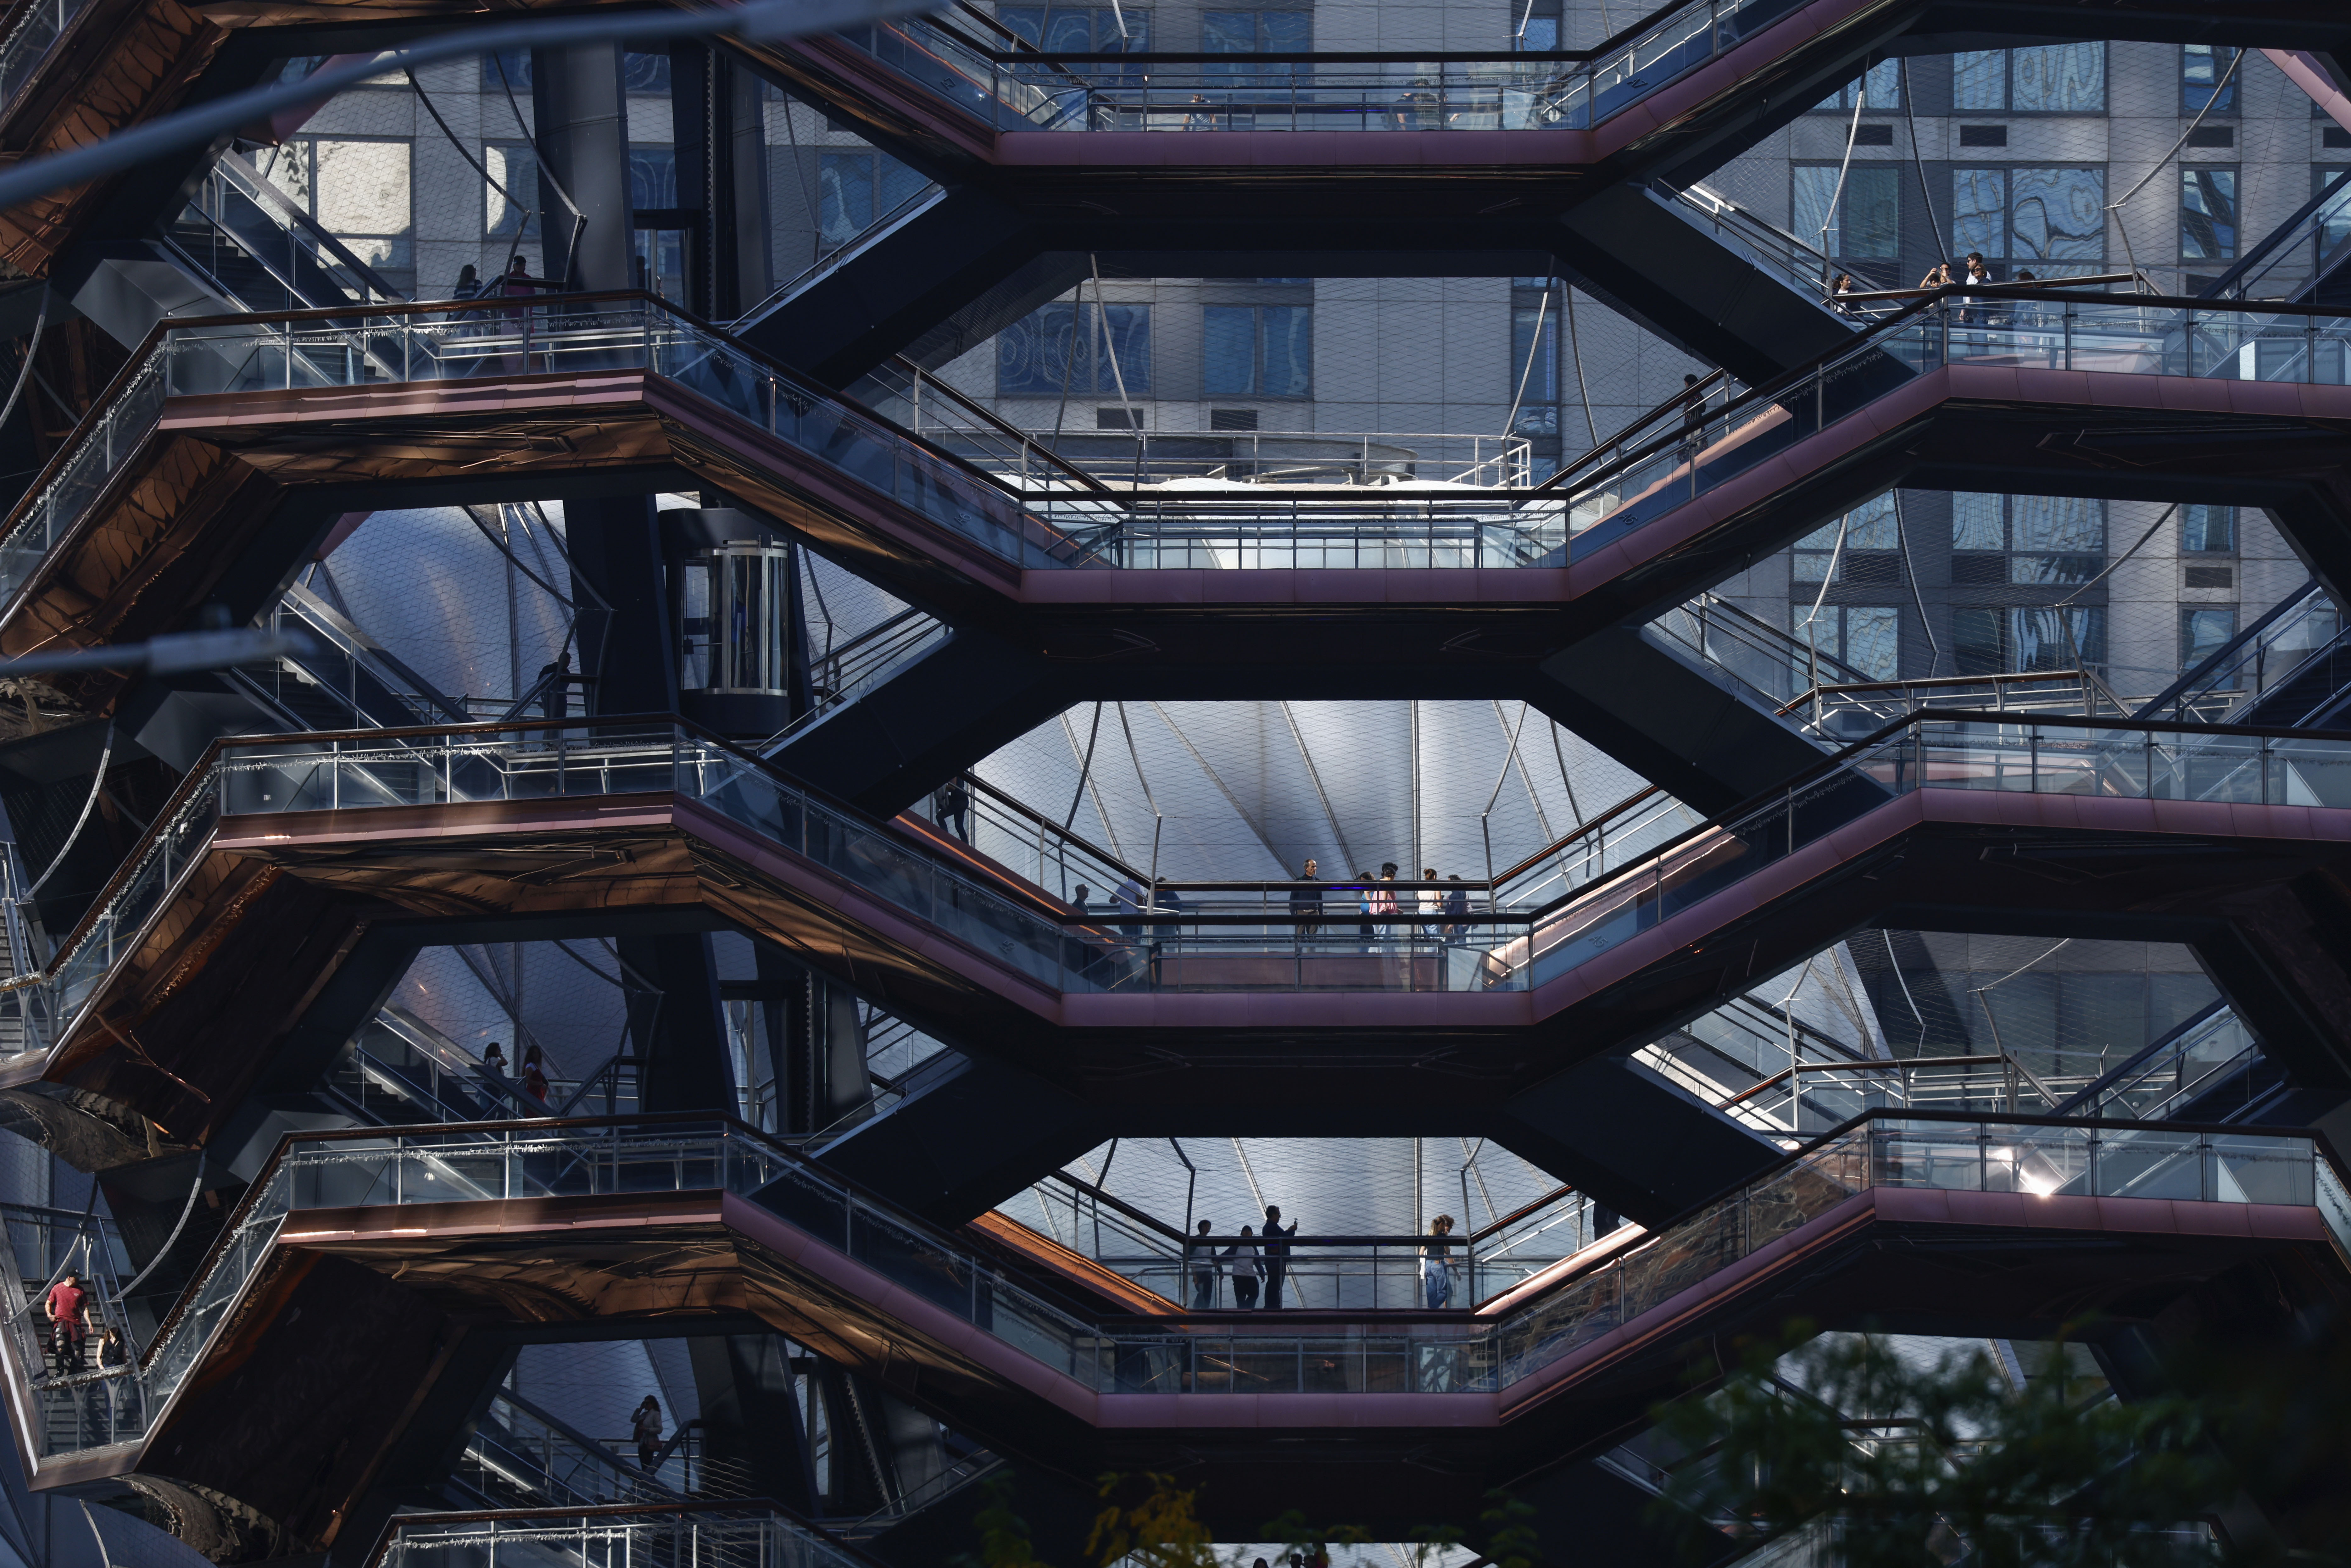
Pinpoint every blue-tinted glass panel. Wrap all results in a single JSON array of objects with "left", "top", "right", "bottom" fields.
[
  {"left": 996, "top": 303, "right": 1148, "bottom": 395},
  {"left": 1203, "top": 305, "right": 1256, "bottom": 394},
  {"left": 1952, "top": 168, "right": 2007, "bottom": 259},
  {"left": 2181, "top": 167, "right": 2238, "bottom": 260},
  {"left": 2011, "top": 43, "right": 2103, "bottom": 112},
  {"left": 1844, "top": 606, "right": 1900, "bottom": 680},
  {"left": 1815, "top": 59, "right": 1900, "bottom": 112},
  {"left": 1202, "top": 11, "right": 1256, "bottom": 49},
  {"left": 1951, "top": 493, "right": 2004, "bottom": 551},
  {"left": 1099, "top": 303, "right": 1151, "bottom": 394},
  {"left": 2180, "top": 505, "right": 2236, "bottom": 553},
  {"left": 1261, "top": 10, "right": 1310, "bottom": 51},
  {"left": 1953, "top": 51, "right": 2004, "bottom": 111},
  {"left": 1000, "top": 302, "right": 1082, "bottom": 395},
  {"left": 1843, "top": 166, "right": 1901, "bottom": 257},
  {"left": 1260, "top": 305, "right": 1309, "bottom": 397},
  {"left": 623, "top": 49, "right": 672, "bottom": 94},
  {"left": 629, "top": 146, "right": 678, "bottom": 210},
  {"left": 818, "top": 153, "right": 875, "bottom": 247},
  {"left": 2182, "top": 45, "right": 2238, "bottom": 115},
  {"left": 482, "top": 50, "right": 532, "bottom": 91},
  {"left": 2183, "top": 607, "right": 2235, "bottom": 667},
  {"left": 2014, "top": 166, "right": 2105, "bottom": 262},
  {"left": 1511, "top": 305, "right": 1557, "bottom": 432},
  {"left": 2013, "top": 496, "right": 2103, "bottom": 555},
  {"left": 2010, "top": 606, "right": 2105, "bottom": 670}
]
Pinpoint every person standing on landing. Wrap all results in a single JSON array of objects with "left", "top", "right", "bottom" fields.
[{"left": 1261, "top": 1205, "right": 1298, "bottom": 1308}]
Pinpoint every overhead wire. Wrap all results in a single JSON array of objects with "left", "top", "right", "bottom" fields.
[
  {"left": 1899, "top": 60, "right": 1947, "bottom": 270},
  {"left": 2108, "top": 46, "right": 2244, "bottom": 288},
  {"left": 24, "top": 718, "right": 112, "bottom": 898},
  {"left": 0, "top": 284, "right": 51, "bottom": 436},
  {"left": 1888, "top": 491, "right": 1943, "bottom": 676},
  {"left": 407, "top": 66, "right": 536, "bottom": 287},
  {"left": 482, "top": 46, "right": 583, "bottom": 275},
  {"left": 1814, "top": 72, "right": 1871, "bottom": 264}
]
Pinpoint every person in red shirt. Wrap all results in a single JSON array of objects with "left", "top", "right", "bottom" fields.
[{"left": 45, "top": 1271, "right": 91, "bottom": 1375}]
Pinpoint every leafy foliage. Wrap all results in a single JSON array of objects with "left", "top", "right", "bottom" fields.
[
  {"left": 961, "top": 1474, "right": 1526, "bottom": 1567},
  {"left": 1651, "top": 1323, "right": 2234, "bottom": 1568}
]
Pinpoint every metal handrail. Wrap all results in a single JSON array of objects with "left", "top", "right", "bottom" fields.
[
  {"left": 731, "top": 182, "right": 947, "bottom": 328},
  {"left": 362, "top": 1504, "right": 890, "bottom": 1568},
  {"left": 209, "top": 151, "right": 408, "bottom": 304},
  {"left": 1525, "top": 281, "right": 2351, "bottom": 506},
  {"left": 869, "top": 355, "right": 1116, "bottom": 495},
  {"left": 2133, "top": 578, "right": 2333, "bottom": 720},
  {"left": 2048, "top": 999, "right": 2237, "bottom": 1118},
  {"left": 2199, "top": 168, "right": 2351, "bottom": 304},
  {"left": 1776, "top": 668, "right": 2116, "bottom": 719}
]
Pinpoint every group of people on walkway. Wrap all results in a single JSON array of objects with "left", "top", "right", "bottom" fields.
[
  {"left": 1286, "top": 860, "right": 1475, "bottom": 942},
  {"left": 1080, "top": 862, "right": 1478, "bottom": 945},
  {"left": 1186, "top": 1208, "right": 1462, "bottom": 1310},
  {"left": 1829, "top": 253, "right": 2044, "bottom": 320}
]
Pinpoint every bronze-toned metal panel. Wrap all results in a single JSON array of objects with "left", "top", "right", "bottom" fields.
[{"left": 0, "top": 0, "right": 221, "bottom": 275}]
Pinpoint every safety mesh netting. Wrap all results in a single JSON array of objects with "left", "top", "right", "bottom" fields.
[
  {"left": 388, "top": 940, "right": 633, "bottom": 1083},
  {"left": 969, "top": 699, "right": 1681, "bottom": 890},
  {"left": 314, "top": 504, "right": 576, "bottom": 715},
  {"left": 1638, "top": 932, "right": 2232, "bottom": 1138}
]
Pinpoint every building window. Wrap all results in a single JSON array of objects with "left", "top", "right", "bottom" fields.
[
  {"left": 2181, "top": 167, "right": 2239, "bottom": 260},
  {"left": 1000, "top": 6, "right": 1150, "bottom": 50},
  {"left": 628, "top": 146, "right": 677, "bottom": 210},
  {"left": 2181, "top": 45, "right": 2238, "bottom": 115},
  {"left": 1953, "top": 44, "right": 2105, "bottom": 113},
  {"left": 1794, "top": 165, "right": 1900, "bottom": 258},
  {"left": 1509, "top": 305, "right": 1558, "bottom": 435},
  {"left": 1204, "top": 305, "right": 1310, "bottom": 397},
  {"left": 2180, "top": 505, "right": 2236, "bottom": 554},
  {"left": 1203, "top": 9, "right": 1308, "bottom": 84},
  {"left": 998, "top": 303, "right": 1152, "bottom": 396},
  {"left": 1793, "top": 604, "right": 1901, "bottom": 681},
  {"left": 263, "top": 136, "right": 413, "bottom": 275},
  {"left": 482, "top": 50, "right": 531, "bottom": 91},
  {"left": 817, "top": 151, "right": 929, "bottom": 249},
  {"left": 622, "top": 48, "right": 671, "bottom": 93},
  {"left": 1792, "top": 494, "right": 1900, "bottom": 582},
  {"left": 2182, "top": 607, "right": 2236, "bottom": 669},
  {"left": 1952, "top": 167, "right": 2107, "bottom": 272},
  {"left": 1514, "top": 0, "right": 1559, "bottom": 51},
  {"left": 1951, "top": 494, "right": 2105, "bottom": 584},
  {"left": 485, "top": 142, "right": 538, "bottom": 240},
  {"left": 1813, "top": 60, "right": 1900, "bottom": 112},
  {"left": 1953, "top": 607, "right": 2107, "bottom": 675}
]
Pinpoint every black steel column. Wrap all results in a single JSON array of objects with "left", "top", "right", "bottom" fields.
[
  {"left": 667, "top": 46, "right": 769, "bottom": 319},
  {"left": 686, "top": 1334, "right": 820, "bottom": 1512},
  {"left": 621, "top": 932, "right": 735, "bottom": 1114},
  {"left": 564, "top": 495, "right": 676, "bottom": 717},
  {"left": 530, "top": 44, "right": 633, "bottom": 291},
  {"left": 727, "top": 57, "right": 773, "bottom": 314}
]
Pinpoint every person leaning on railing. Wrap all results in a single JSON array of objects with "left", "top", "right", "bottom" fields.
[
  {"left": 1288, "top": 859, "right": 1322, "bottom": 939},
  {"left": 1190, "top": 1219, "right": 1219, "bottom": 1308},
  {"left": 1421, "top": 1215, "right": 1456, "bottom": 1309}
]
